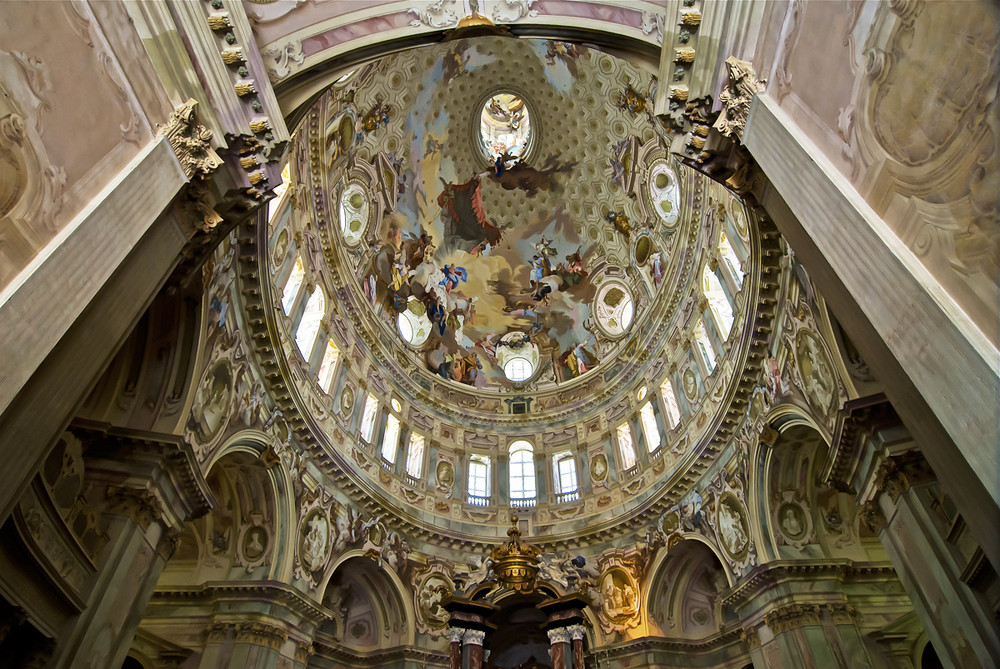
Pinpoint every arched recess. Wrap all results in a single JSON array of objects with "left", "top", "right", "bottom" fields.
[
  {"left": 316, "top": 553, "right": 414, "bottom": 652},
  {"left": 757, "top": 416, "right": 884, "bottom": 563},
  {"left": 159, "top": 436, "right": 292, "bottom": 586},
  {"left": 645, "top": 539, "right": 733, "bottom": 640},
  {"left": 74, "top": 285, "right": 203, "bottom": 435}
]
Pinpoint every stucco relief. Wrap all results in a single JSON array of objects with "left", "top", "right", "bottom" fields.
[
  {"left": 262, "top": 40, "right": 305, "bottom": 83},
  {"left": 841, "top": 1, "right": 1000, "bottom": 338},
  {"left": 0, "top": 50, "right": 67, "bottom": 288},
  {"left": 61, "top": 1, "right": 145, "bottom": 147}
]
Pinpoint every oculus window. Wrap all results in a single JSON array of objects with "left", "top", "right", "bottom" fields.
[
  {"left": 648, "top": 160, "right": 681, "bottom": 226},
  {"left": 480, "top": 92, "right": 531, "bottom": 162},
  {"left": 397, "top": 297, "right": 432, "bottom": 347},
  {"left": 594, "top": 282, "right": 634, "bottom": 337}
]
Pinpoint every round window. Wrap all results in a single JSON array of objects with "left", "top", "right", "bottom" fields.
[
  {"left": 594, "top": 282, "right": 635, "bottom": 337},
  {"left": 496, "top": 331, "right": 538, "bottom": 383},
  {"left": 397, "top": 297, "right": 432, "bottom": 347},
  {"left": 479, "top": 92, "right": 532, "bottom": 163},
  {"left": 503, "top": 358, "right": 533, "bottom": 383},
  {"left": 339, "top": 183, "right": 369, "bottom": 246}
]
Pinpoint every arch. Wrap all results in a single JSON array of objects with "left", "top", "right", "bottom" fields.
[
  {"left": 756, "top": 416, "right": 875, "bottom": 562},
  {"left": 645, "top": 539, "right": 732, "bottom": 641},
  {"left": 317, "top": 553, "right": 415, "bottom": 649},
  {"left": 197, "top": 431, "right": 297, "bottom": 580}
]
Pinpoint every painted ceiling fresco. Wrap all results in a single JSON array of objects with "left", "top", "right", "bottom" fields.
[{"left": 319, "top": 37, "right": 679, "bottom": 389}]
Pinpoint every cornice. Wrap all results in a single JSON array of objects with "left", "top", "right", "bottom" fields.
[
  {"left": 586, "top": 626, "right": 746, "bottom": 658},
  {"left": 152, "top": 581, "right": 334, "bottom": 625},
  {"left": 68, "top": 419, "right": 215, "bottom": 523},
  {"left": 721, "top": 559, "right": 898, "bottom": 610},
  {"left": 310, "top": 638, "right": 449, "bottom": 666}
]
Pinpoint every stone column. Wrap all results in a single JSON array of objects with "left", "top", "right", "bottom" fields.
[
  {"left": 447, "top": 627, "right": 465, "bottom": 669},
  {"left": 547, "top": 627, "right": 571, "bottom": 669},
  {"left": 567, "top": 624, "right": 586, "bottom": 669},
  {"left": 463, "top": 628, "right": 485, "bottom": 669},
  {"left": 864, "top": 452, "right": 1000, "bottom": 669},
  {"left": 749, "top": 602, "right": 872, "bottom": 669},
  {"left": 43, "top": 426, "right": 213, "bottom": 669}
]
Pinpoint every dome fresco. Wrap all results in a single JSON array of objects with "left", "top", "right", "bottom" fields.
[
  {"left": 312, "top": 37, "right": 683, "bottom": 391},
  {"left": 266, "top": 36, "right": 764, "bottom": 541}
]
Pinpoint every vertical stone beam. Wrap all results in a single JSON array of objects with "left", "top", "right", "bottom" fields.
[
  {"left": 567, "top": 624, "right": 586, "bottom": 669},
  {"left": 199, "top": 622, "right": 293, "bottom": 668},
  {"left": 447, "top": 627, "right": 464, "bottom": 669},
  {"left": 463, "top": 629, "right": 485, "bottom": 669},
  {"left": 749, "top": 604, "right": 872, "bottom": 669},
  {"left": 547, "top": 627, "right": 570, "bottom": 669},
  {"left": 865, "top": 455, "right": 1000, "bottom": 669},
  {"left": 743, "top": 93, "right": 1000, "bottom": 567},
  {"left": 44, "top": 427, "right": 213, "bottom": 669}
]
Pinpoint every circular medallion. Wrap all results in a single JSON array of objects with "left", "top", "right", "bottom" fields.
[{"left": 777, "top": 502, "right": 807, "bottom": 542}]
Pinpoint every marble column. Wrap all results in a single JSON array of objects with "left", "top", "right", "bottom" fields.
[
  {"left": 464, "top": 628, "right": 486, "bottom": 669},
  {"left": 865, "top": 453, "right": 1000, "bottom": 669},
  {"left": 548, "top": 627, "right": 571, "bottom": 669},
  {"left": 447, "top": 627, "right": 465, "bottom": 669},
  {"left": 43, "top": 427, "right": 213, "bottom": 669},
  {"left": 748, "top": 602, "right": 873, "bottom": 669},
  {"left": 567, "top": 624, "right": 586, "bottom": 669}
]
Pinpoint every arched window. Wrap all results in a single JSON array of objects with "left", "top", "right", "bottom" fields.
[
  {"left": 267, "top": 163, "right": 291, "bottom": 223},
  {"left": 695, "top": 319, "right": 717, "bottom": 373},
  {"left": 381, "top": 413, "right": 401, "bottom": 464},
  {"left": 317, "top": 339, "right": 340, "bottom": 393},
  {"left": 660, "top": 378, "right": 681, "bottom": 429},
  {"left": 617, "top": 423, "right": 637, "bottom": 471},
  {"left": 553, "top": 451, "right": 578, "bottom": 502},
  {"left": 468, "top": 455, "right": 491, "bottom": 505},
  {"left": 405, "top": 433, "right": 425, "bottom": 478},
  {"left": 718, "top": 232, "right": 744, "bottom": 285},
  {"left": 295, "top": 287, "right": 325, "bottom": 358},
  {"left": 703, "top": 264, "right": 734, "bottom": 339},
  {"left": 639, "top": 402, "right": 660, "bottom": 453},
  {"left": 281, "top": 256, "right": 305, "bottom": 315},
  {"left": 360, "top": 394, "right": 378, "bottom": 443},
  {"left": 508, "top": 441, "right": 536, "bottom": 504}
]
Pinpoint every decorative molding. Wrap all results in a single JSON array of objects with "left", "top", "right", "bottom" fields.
[
  {"left": 764, "top": 602, "right": 857, "bottom": 635},
  {"left": 714, "top": 57, "right": 766, "bottom": 142},
  {"left": 158, "top": 99, "right": 223, "bottom": 181}
]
